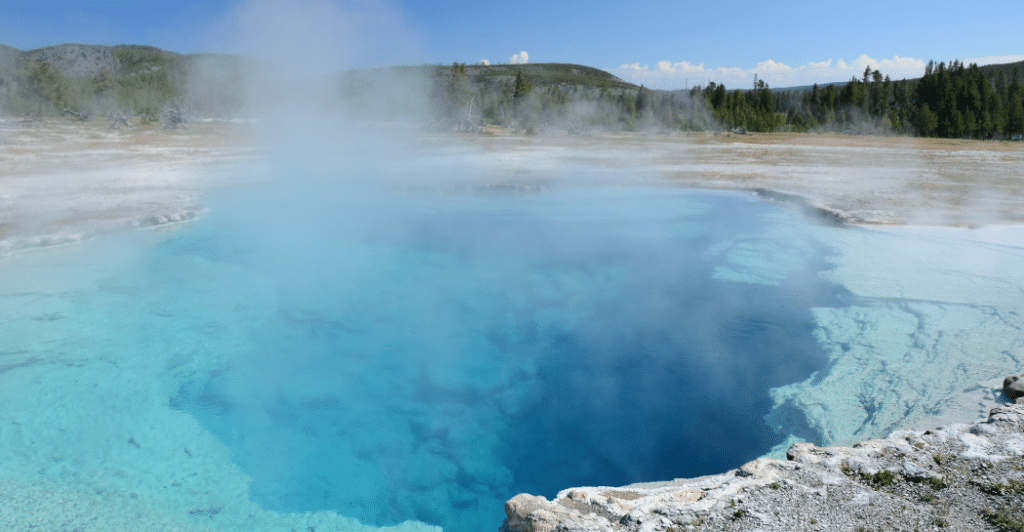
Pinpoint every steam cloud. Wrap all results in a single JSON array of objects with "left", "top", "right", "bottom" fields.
[
  {"left": 207, "top": 0, "right": 424, "bottom": 75},
  {"left": 162, "top": 3, "right": 832, "bottom": 532}
]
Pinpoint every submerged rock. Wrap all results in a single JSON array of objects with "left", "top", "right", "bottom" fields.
[
  {"left": 500, "top": 385, "right": 1024, "bottom": 532},
  {"left": 1004, "top": 374, "right": 1024, "bottom": 402}
]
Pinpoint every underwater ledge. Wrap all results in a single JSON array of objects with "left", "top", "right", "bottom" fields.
[{"left": 500, "top": 375, "right": 1024, "bottom": 532}]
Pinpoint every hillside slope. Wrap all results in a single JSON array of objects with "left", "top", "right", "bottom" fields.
[
  {"left": 0, "top": 44, "right": 265, "bottom": 118},
  {"left": 3, "top": 43, "right": 1020, "bottom": 139}
]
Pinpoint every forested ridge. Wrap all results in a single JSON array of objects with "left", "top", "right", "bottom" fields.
[
  {"left": 1, "top": 42, "right": 1021, "bottom": 140},
  {"left": 713, "top": 60, "right": 1024, "bottom": 139},
  {"left": 0, "top": 44, "right": 264, "bottom": 121},
  {"left": 422, "top": 59, "right": 1023, "bottom": 139}
]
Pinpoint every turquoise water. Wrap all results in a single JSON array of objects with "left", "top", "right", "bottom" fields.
[
  {"left": 162, "top": 182, "right": 841, "bottom": 531},
  {"left": 0, "top": 179, "right": 844, "bottom": 532}
]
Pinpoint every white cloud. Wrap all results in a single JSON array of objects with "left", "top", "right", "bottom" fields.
[
  {"left": 655, "top": 60, "right": 706, "bottom": 74},
  {"left": 754, "top": 59, "right": 794, "bottom": 73},
  {"left": 612, "top": 54, "right": 933, "bottom": 90},
  {"left": 510, "top": 51, "right": 529, "bottom": 64},
  {"left": 479, "top": 59, "right": 490, "bottom": 65}
]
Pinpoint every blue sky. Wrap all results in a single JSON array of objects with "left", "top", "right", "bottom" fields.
[{"left": 2, "top": 0, "right": 1022, "bottom": 89}]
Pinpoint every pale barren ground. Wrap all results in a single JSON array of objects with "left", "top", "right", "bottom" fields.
[
  {"left": 0, "top": 119, "right": 262, "bottom": 252},
  {"left": 454, "top": 129, "right": 1024, "bottom": 227},
  {"left": 2, "top": 120, "right": 1022, "bottom": 251}
]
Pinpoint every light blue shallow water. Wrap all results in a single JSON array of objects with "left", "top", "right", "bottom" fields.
[
  {"left": 0, "top": 175, "right": 846, "bottom": 531},
  {"left": 145, "top": 181, "right": 845, "bottom": 532}
]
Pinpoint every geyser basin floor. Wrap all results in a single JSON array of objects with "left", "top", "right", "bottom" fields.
[{"left": 2, "top": 125, "right": 1023, "bottom": 532}]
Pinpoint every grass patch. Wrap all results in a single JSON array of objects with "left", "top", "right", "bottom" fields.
[
  {"left": 907, "top": 475, "right": 948, "bottom": 490},
  {"left": 860, "top": 470, "right": 896, "bottom": 487},
  {"left": 983, "top": 506, "right": 1024, "bottom": 532},
  {"left": 978, "top": 479, "right": 1024, "bottom": 496}
]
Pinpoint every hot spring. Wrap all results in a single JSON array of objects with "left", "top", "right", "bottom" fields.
[
  {"left": 166, "top": 180, "right": 841, "bottom": 531},
  {"left": 2, "top": 143, "right": 1022, "bottom": 532}
]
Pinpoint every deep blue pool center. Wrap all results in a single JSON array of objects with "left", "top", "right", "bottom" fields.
[{"left": 165, "top": 183, "right": 843, "bottom": 532}]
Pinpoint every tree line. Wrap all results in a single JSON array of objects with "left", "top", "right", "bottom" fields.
[
  {"left": 431, "top": 60, "right": 1023, "bottom": 139},
  {"left": 700, "top": 60, "right": 1023, "bottom": 139},
  {"left": 0, "top": 47, "right": 260, "bottom": 122},
  {"left": 431, "top": 63, "right": 718, "bottom": 134},
  {"left": 4, "top": 50, "right": 1022, "bottom": 140},
  {"left": 0, "top": 47, "right": 187, "bottom": 121}
]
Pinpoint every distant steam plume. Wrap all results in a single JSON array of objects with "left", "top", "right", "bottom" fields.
[{"left": 208, "top": 0, "right": 423, "bottom": 76}]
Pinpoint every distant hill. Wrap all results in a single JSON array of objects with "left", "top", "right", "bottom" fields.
[
  {"left": 0, "top": 43, "right": 641, "bottom": 123},
  {"left": 340, "top": 62, "right": 635, "bottom": 90},
  {"left": 20, "top": 43, "right": 124, "bottom": 78},
  {"left": 1, "top": 43, "right": 180, "bottom": 78},
  {"left": 0, "top": 44, "right": 19, "bottom": 76},
  {"left": 335, "top": 61, "right": 655, "bottom": 129},
  {"left": 978, "top": 59, "right": 1024, "bottom": 81},
  {"left": 0, "top": 43, "right": 270, "bottom": 118},
  {"left": 774, "top": 81, "right": 848, "bottom": 92},
  {"left": 465, "top": 62, "right": 636, "bottom": 90},
  {"left": 2, "top": 43, "right": 1020, "bottom": 139}
]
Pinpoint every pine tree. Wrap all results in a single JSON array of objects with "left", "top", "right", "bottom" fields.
[
  {"left": 948, "top": 109, "right": 966, "bottom": 138},
  {"left": 887, "top": 108, "right": 901, "bottom": 132},
  {"left": 809, "top": 83, "right": 820, "bottom": 121},
  {"left": 713, "top": 83, "right": 726, "bottom": 110},
  {"left": 880, "top": 74, "right": 892, "bottom": 121},
  {"left": 513, "top": 69, "right": 532, "bottom": 100},
  {"left": 996, "top": 71, "right": 1009, "bottom": 103},
  {"left": 21, "top": 61, "right": 71, "bottom": 115},
  {"left": 1006, "top": 72, "right": 1024, "bottom": 138},
  {"left": 917, "top": 103, "right": 938, "bottom": 136},
  {"left": 447, "top": 62, "right": 472, "bottom": 120},
  {"left": 635, "top": 85, "right": 651, "bottom": 119},
  {"left": 870, "top": 69, "right": 884, "bottom": 117},
  {"left": 989, "top": 89, "right": 1007, "bottom": 136},
  {"left": 861, "top": 66, "right": 872, "bottom": 111},
  {"left": 512, "top": 69, "right": 533, "bottom": 123}
]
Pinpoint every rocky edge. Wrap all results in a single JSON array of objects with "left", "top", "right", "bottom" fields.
[{"left": 501, "top": 375, "right": 1024, "bottom": 532}]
